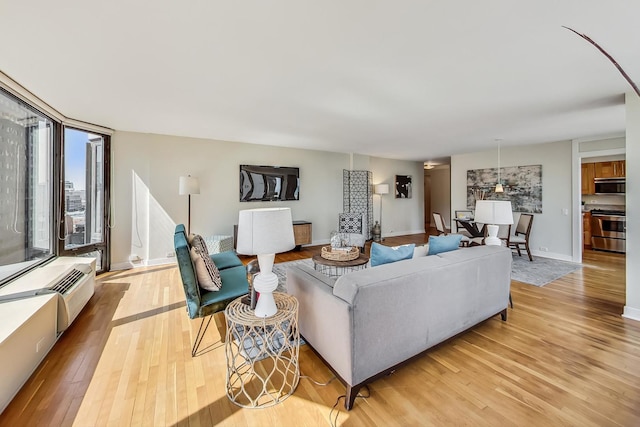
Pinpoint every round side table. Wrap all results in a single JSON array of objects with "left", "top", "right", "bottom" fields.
[
  {"left": 312, "top": 252, "right": 370, "bottom": 278},
  {"left": 224, "top": 292, "right": 300, "bottom": 408}
]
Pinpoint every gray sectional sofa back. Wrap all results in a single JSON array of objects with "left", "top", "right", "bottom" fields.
[{"left": 286, "top": 245, "right": 512, "bottom": 410}]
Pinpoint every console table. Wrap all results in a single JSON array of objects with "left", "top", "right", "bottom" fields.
[{"left": 234, "top": 221, "right": 312, "bottom": 251}]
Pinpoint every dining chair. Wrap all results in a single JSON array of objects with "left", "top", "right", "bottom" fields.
[
  {"left": 509, "top": 214, "right": 534, "bottom": 261},
  {"left": 433, "top": 212, "right": 472, "bottom": 247},
  {"left": 432, "top": 212, "right": 450, "bottom": 235},
  {"left": 498, "top": 224, "right": 512, "bottom": 246}
]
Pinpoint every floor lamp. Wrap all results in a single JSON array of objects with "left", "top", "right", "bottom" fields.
[
  {"left": 375, "top": 184, "right": 389, "bottom": 241},
  {"left": 179, "top": 175, "right": 200, "bottom": 235}
]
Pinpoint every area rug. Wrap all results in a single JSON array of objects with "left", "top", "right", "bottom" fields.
[
  {"left": 510, "top": 255, "right": 582, "bottom": 287},
  {"left": 272, "top": 255, "right": 582, "bottom": 290}
]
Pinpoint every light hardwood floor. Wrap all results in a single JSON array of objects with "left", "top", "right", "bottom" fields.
[{"left": 1, "top": 235, "right": 639, "bottom": 426}]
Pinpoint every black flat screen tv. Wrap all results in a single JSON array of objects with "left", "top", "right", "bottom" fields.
[{"left": 240, "top": 165, "right": 300, "bottom": 202}]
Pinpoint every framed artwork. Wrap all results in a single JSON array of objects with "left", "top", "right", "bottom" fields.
[
  {"left": 466, "top": 164, "right": 542, "bottom": 213},
  {"left": 395, "top": 175, "right": 412, "bottom": 198}
]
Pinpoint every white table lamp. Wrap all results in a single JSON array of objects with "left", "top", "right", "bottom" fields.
[
  {"left": 474, "top": 200, "right": 513, "bottom": 246},
  {"left": 236, "top": 208, "right": 295, "bottom": 317}
]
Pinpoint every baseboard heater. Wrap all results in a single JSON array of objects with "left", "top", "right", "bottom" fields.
[{"left": 0, "top": 263, "right": 95, "bottom": 334}]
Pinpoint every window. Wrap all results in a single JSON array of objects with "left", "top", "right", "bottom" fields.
[
  {"left": 0, "top": 89, "right": 55, "bottom": 284},
  {"left": 60, "top": 127, "right": 110, "bottom": 272}
]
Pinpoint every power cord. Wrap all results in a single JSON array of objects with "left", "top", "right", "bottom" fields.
[
  {"left": 299, "top": 372, "right": 371, "bottom": 426},
  {"left": 300, "top": 374, "right": 336, "bottom": 387},
  {"left": 328, "top": 385, "right": 371, "bottom": 427}
]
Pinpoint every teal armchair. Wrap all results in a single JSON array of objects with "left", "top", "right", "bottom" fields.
[{"left": 174, "top": 224, "right": 249, "bottom": 356}]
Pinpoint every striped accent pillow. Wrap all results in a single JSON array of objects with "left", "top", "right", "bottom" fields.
[
  {"left": 188, "top": 234, "right": 209, "bottom": 254},
  {"left": 190, "top": 246, "right": 222, "bottom": 291}
]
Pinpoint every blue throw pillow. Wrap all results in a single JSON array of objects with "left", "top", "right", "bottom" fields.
[
  {"left": 370, "top": 242, "right": 415, "bottom": 267},
  {"left": 428, "top": 234, "right": 462, "bottom": 255}
]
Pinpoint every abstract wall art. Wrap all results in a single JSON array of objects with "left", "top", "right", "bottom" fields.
[
  {"left": 466, "top": 165, "right": 542, "bottom": 213},
  {"left": 395, "top": 175, "right": 412, "bottom": 199}
]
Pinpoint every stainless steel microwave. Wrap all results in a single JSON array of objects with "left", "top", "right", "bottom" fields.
[{"left": 594, "top": 178, "right": 625, "bottom": 194}]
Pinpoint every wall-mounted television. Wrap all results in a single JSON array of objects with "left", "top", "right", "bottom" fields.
[{"left": 240, "top": 165, "right": 300, "bottom": 202}]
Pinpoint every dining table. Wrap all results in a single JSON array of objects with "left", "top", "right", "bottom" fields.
[{"left": 454, "top": 218, "right": 485, "bottom": 238}]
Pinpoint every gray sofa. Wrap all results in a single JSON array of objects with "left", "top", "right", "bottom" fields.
[{"left": 286, "top": 245, "right": 512, "bottom": 409}]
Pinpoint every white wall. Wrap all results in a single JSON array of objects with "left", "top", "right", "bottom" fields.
[
  {"left": 370, "top": 157, "right": 425, "bottom": 238},
  {"left": 110, "top": 131, "right": 424, "bottom": 268},
  {"left": 451, "top": 140, "right": 573, "bottom": 260},
  {"left": 624, "top": 93, "right": 640, "bottom": 321}
]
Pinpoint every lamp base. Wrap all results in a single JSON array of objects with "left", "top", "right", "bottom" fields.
[
  {"left": 253, "top": 254, "right": 278, "bottom": 317},
  {"left": 484, "top": 224, "right": 502, "bottom": 246}
]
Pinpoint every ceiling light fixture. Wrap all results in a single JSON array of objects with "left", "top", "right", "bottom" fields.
[{"left": 424, "top": 163, "right": 435, "bottom": 170}]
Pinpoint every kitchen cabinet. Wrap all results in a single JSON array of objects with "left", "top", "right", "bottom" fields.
[
  {"left": 594, "top": 160, "right": 625, "bottom": 178},
  {"left": 581, "top": 163, "right": 595, "bottom": 195},
  {"left": 583, "top": 212, "right": 592, "bottom": 249}
]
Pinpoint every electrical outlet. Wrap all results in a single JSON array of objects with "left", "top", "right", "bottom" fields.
[
  {"left": 36, "top": 337, "right": 44, "bottom": 352},
  {"left": 129, "top": 254, "right": 141, "bottom": 262},
  {"left": 166, "top": 251, "right": 176, "bottom": 258},
  {"left": 539, "top": 246, "right": 548, "bottom": 252}
]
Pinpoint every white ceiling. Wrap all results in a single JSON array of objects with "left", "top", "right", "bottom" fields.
[{"left": 1, "top": 1, "right": 638, "bottom": 163}]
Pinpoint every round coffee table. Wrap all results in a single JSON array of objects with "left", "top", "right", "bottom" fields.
[{"left": 312, "top": 252, "right": 370, "bottom": 277}]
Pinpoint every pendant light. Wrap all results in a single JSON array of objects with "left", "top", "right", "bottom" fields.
[{"left": 495, "top": 139, "right": 504, "bottom": 193}]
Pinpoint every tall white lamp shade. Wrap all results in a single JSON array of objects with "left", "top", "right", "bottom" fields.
[
  {"left": 474, "top": 200, "right": 513, "bottom": 246},
  {"left": 179, "top": 175, "right": 200, "bottom": 235},
  {"left": 236, "top": 208, "right": 295, "bottom": 317}
]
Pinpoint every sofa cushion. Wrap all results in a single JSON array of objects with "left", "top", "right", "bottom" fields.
[
  {"left": 211, "top": 250, "right": 244, "bottom": 270},
  {"left": 370, "top": 242, "right": 415, "bottom": 267},
  {"left": 413, "top": 244, "right": 429, "bottom": 258},
  {"left": 428, "top": 234, "right": 462, "bottom": 255},
  {"left": 190, "top": 246, "right": 222, "bottom": 291}
]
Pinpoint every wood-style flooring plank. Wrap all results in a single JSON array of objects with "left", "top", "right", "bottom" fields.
[{"left": 1, "top": 236, "right": 639, "bottom": 426}]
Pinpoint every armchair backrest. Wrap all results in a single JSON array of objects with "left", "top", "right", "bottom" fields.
[{"left": 174, "top": 224, "right": 202, "bottom": 319}]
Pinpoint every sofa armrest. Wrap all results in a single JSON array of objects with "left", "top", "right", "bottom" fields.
[{"left": 286, "top": 265, "right": 355, "bottom": 384}]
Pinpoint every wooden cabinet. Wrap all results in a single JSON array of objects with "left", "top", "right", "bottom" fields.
[
  {"left": 582, "top": 160, "right": 625, "bottom": 194},
  {"left": 234, "top": 220, "right": 312, "bottom": 251},
  {"left": 594, "top": 160, "right": 625, "bottom": 178},
  {"left": 582, "top": 212, "right": 592, "bottom": 249},
  {"left": 292, "top": 221, "right": 312, "bottom": 248},
  {"left": 581, "top": 163, "right": 595, "bottom": 195}
]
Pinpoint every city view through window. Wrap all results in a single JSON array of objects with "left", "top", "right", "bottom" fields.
[{"left": 64, "top": 128, "right": 105, "bottom": 268}]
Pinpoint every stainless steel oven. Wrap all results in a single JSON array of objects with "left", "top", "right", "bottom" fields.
[
  {"left": 594, "top": 178, "right": 625, "bottom": 195},
  {"left": 590, "top": 210, "right": 625, "bottom": 253}
]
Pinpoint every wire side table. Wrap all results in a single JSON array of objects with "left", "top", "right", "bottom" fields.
[{"left": 224, "top": 292, "right": 300, "bottom": 408}]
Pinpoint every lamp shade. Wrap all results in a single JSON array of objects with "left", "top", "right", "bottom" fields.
[
  {"left": 236, "top": 208, "right": 295, "bottom": 255},
  {"left": 375, "top": 184, "right": 390, "bottom": 195},
  {"left": 179, "top": 176, "right": 200, "bottom": 195},
  {"left": 474, "top": 200, "right": 513, "bottom": 225}
]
